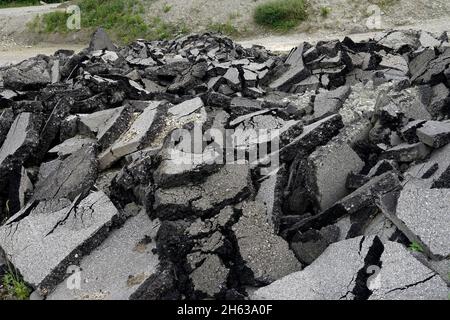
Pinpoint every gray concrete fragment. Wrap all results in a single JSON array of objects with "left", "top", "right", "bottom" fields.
[
  {"left": 222, "top": 67, "right": 241, "bottom": 90},
  {"left": 306, "top": 141, "right": 364, "bottom": 211},
  {"left": 395, "top": 187, "right": 450, "bottom": 258},
  {"left": 231, "top": 113, "right": 303, "bottom": 157},
  {"left": 168, "top": 97, "right": 204, "bottom": 119},
  {"left": 403, "top": 143, "right": 450, "bottom": 189},
  {"left": 288, "top": 172, "right": 402, "bottom": 234},
  {"left": 427, "top": 83, "right": 450, "bottom": 117},
  {"left": 252, "top": 236, "right": 378, "bottom": 300},
  {"left": 383, "top": 142, "right": 431, "bottom": 162},
  {"left": 269, "top": 63, "right": 310, "bottom": 91},
  {"left": 48, "top": 211, "right": 159, "bottom": 300},
  {"left": 369, "top": 241, "right": 448, "bottom": 300},
  {"left": 233, "top": 201, "right": 302, "bottom": 285},
  {"left": 33, "top": 144, "right": 98, "bottom": 201},
  {"left": 416, "top": 120, "right": 450, "bottom": 148},
  {"left": 255, "top": 167, "right": 286, "bottom": 229},
  {"left": 189, "top": 254, "right": 229, "bottom": 297},
  {"left": 377, "top": 30, "right": 420, "bottom": 51},
  {"left": 3, "top": 58, "right": 51, "bottom": 90},
  {"left": 98, "top": 102, "right": 165, "bottom": 170},
  {"left": 290, "top": 225, "right": 340, "bottom": 265},
  {"left": 35, "top": 97, "right": 73, "bottom": 161},
  {"left": 0, "top": 113, "right": 40, "bottom": 185},
  {"left": 0, "top": 191, "right": 119, "bottom": 295},
  {"left": 153, "top": 147, "right": 221, "bottom": 188},
  {"left": 49, "top": 136, "right": 97, "bottom": 157},
  {"left": 281, "top": 114, "right": 344, "bottom": 162},
  {"left": 78, "top": 106, "right": 133, "bottom": 149},
  {"left": 153, "top": 164, "right": 253, "bottom": 220},
  {"left": 88, "top": 28, "right": 117, "bottom": 52},
  {"left": 312, "top": 86, "right": 351, "bottom": 120},
  {"left": 0, "top": 108, "right": 14, "bottom": 147}
]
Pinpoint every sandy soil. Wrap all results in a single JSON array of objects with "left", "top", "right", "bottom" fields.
[
  {"left": 0, "top": 44, "right": 84, "bottom": 67},
  {"left": 144, "top": 0, "right": 450, "bottom": 36}
]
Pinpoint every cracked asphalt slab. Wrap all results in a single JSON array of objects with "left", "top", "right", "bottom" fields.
[{"left": 0, "top": 27, "right": 450, "bottom": 300}]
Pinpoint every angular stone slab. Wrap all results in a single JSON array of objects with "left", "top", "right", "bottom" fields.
[
  {"left": 281, "top": 114, "right": 344, "bottom": 162},
  {"left": 382, "top": 142, "right": 431, "bottom": 162},
  {"left": 34, "top": 97, "right": 73, "bottom": 161},
  {"left": 153, "top": 147, "right": 222, "bottom": 188},
  {"left": 3, "top": 58, "right": 51, "bottom": 90},
  {"left": 78, "top": 106, "right": 133, "bottom": 149},
  {"left": 252, "top": 236, "right": 381, "bottom": 300},
  {"left": 312, "top": 86, "right": 351, "bottom": 120},
  {"left": 153, "top": 164, "right": 253, "bottom": 220},
  {"left": 285, "top": 172, "right": 402, "bottom": 236},
  {"left": 189, "top": 254, "right": 229, "bottom": 298},
  {"left": 395, "top": 187, "right": 450, "bottom": 258},
  {"left": 416, "top": 120, "right": 450, "bottom": 148},
  {"left": 232, "top": 202, "right": 302, "bottom": 285},
  {"left": 0, "top": 113, "right": 40, "bottom": 185},
  {"left": 0, "top": 108, "right": 14, "bottom": 147},
  {"left": 48, "top": 136, "right": 97, "bottom": 157},
  {"left": 369, "top": 241, "right": 448, "bottom": 300},
  {"left": 88, "top": 28, "right": 117, "bottom": 52},
  {"left": 231, "top": 113, "right": 303, "bottom": 155},
  {"left": 305, "top": 140, "right": 364, "bottom": 211},
  {"left": 269, "top": 63, "right": 310, "bottom": 92},
  {"left": 98, "top": 102, "right": 165, "bottom": 170},
  {"left": 403, "top": 143, "right": 450, "bottom": 189},
  {"left": 33, "top": 144, "right": 98, "bottom": 201},
  {"left": 48, "top": 211, "right": 159, "bottom": 300},
  {"left": 168, "top": 97, "right": 204, "bottom": 119},
  {"left": 0, "top": 191, "right": 119, "bottom": 295}
]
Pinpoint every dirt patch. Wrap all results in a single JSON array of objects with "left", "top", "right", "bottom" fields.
[{"left": 143, "top": 0, "right": 450, "bottom": 36}]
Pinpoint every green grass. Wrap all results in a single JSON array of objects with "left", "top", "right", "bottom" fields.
[
  {"left": 408, "top": 241, "right": 424, "bottom": 253},
  {"left": 162, "top": 3, "right": 171, "bottom": 13},
  {"left": 29, "top": 0, "right": 189, "bottom": 44},
  {"left": 253, "top": 0, "right": 307, "bottom": 31},
  {"left": 1, "top": 263, "right": 31, "bottom": 300},
  {"left": 208, "top": 20, "right": 239, "bottom": 36},
  {"left": 0, "top": 0, "right": 62, "bottom": 8},
  {"left": 320, "top": 6, "right": 331, "bottom": 18}
]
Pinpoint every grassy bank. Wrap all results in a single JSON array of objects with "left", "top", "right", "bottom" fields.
[
  {"left": 29, "top": 0, "right": 189, "bottom": 44},
  {"left": 0, "top": 0, "right": 62, "bottom": 8},
  {"left": 253, "top": 0, "right": 308, "bottom": 31}
]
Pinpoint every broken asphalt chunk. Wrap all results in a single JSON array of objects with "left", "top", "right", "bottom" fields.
[
  {"left": 416, "top": 120, "right": 450, "bottom": 148},
  {"left": 368, "top": 241, "right": 448, "bottom": 300},
  {"left": 0, "top": 191, "right": 120, "bottom": 295},
  {"left": 232, "top": 201, "right": 302, "bottom": 285},
  {"left": 33, "top": 144, "right": 98, "bottom": 201},
  {"left": 383, "top": 187, "right": 450, "bottom": 258},
  {"left": 252, "top": 236, "right": 383, "bottom": 300},
  {"left": 98, "top": 102, "right": 166, "bottom": 170},
  {"left": 48, "top": 211, "right": 159, "bottom": 300},
  {"left": 0, "top": 113, "right": 41, "bottom": 188},
  {"left": 153, "top": 164, "right": 253, "bottom": 220}
]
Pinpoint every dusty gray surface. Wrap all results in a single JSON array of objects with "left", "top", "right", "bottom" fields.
[
  {"left": 0, "top": 191, "right": 119, "bottom": 294},
  {"left": 369, "top": 241, "right": 448, "bottom": 300},
  {"left": 233, "top": 201, "right": 302, "bottom": 284},
  {"left": 48, "top": 211, "right": 160, "bottom": 300},
  {"left": 252, "top": 236, "right": 377, "bottom": 300},
  {"left": 396, "top": 187, "right": 450, "bottom": 258}
]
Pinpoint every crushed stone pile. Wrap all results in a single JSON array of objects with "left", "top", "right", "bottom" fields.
[{"left": 0, "top": 28, "right": 449, "bottom": 300}]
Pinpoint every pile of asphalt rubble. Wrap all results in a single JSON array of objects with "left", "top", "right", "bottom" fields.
[{"left": 0, "top": 28, "right": 449, "bottom": 300}]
